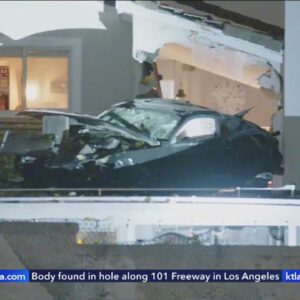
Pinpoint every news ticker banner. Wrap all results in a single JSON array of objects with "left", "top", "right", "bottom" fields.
[{"left": 2, "top": 270, "right": 300, "bottom": 283}]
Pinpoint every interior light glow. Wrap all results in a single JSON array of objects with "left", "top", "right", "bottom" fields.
[{"left": 25, "top": 81, "right": 39, "bottom": 102}]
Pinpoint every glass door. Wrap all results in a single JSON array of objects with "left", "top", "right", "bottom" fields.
[
  {"left": 25, "top": 49, "right": 69, "bottom": 109},
  {"left": 0, "top": 48, "right": 23, "bottom": 111},
  {"left": 0, "top": 47, "right": 70, "bottom": 111}
]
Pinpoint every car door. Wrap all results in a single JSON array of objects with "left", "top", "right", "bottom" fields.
[
  {"left": 220, "top": 116, "right": 265, "bottom": 185},
  {"left": 164, "top": 115, "right": 227, "bottom": 188}
]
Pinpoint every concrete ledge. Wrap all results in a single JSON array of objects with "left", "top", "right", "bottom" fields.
[
  {"left": 0, "top": 234, "right": 54, "bottom": 300},
  {"left": 0, "top": 222, "right": 299, "bottom": 299}
]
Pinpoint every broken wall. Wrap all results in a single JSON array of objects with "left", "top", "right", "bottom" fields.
[{"left": 157, "top": 59, "right": 277, "bottom": 127}]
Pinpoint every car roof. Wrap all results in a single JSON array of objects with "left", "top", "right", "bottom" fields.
[{"left": 115, "top": 98, "right": 219, "bottom": 116}]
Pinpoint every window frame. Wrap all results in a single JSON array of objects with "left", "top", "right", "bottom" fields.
[
  {"left": 170, "top": 114, "right": 220, "bottom": 145},
  {"left": 25, "top": 50, "right": 70, "bottom": 110},
  {"left": 0, "top": 37, "right": 81, "bottom": 112}
]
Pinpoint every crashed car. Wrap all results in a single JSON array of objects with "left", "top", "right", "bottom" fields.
[{"left": 0, "top": 98, "right": 283, "bottom": 189}]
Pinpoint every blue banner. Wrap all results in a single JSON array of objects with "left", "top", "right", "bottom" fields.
[
  {"left": 4, "top": 269, "right": 300, "bottom": 283},
  {"left": 29, "top": 270, "right": 282, "bottom": 283},
  {"left": 282, "top": 270, "right": 300, "bottom": 282},
  {"left": 0, "top": 270, "right": 29, "bottom": 282}
]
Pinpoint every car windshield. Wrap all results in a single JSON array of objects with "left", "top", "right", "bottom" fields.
[{"left": 99, "top": 106, "right": 181, "bottom": 140}]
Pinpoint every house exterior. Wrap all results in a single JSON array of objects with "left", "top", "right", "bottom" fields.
[
  {"left": 0, "top": 4, "right": 140, "bottom": 115},
  {"left": 5, "top": 1, "right": 300, "bottom": 188},
  {"left": 0, "top": 1, "right": 283, "bottom": 116}
]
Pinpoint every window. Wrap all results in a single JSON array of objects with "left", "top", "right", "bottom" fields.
[
  {"left": 0, "top": 57, "right": 22, "bottom": 110},
  {"left": 175, "top": 117, "right": 217, "bottom": 142},
  {"left": 26, "top": 56, "right": 69, "bottom": 109},
  {"left": 100, "top": 106, "right": 181, "bottom": 140},
  {"left": 0, "top": 48, "right": 69, "bottom": 111}
]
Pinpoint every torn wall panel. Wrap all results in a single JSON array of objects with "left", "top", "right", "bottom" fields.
[
  {"left": 115, "top": 0, "right": 284, "bottom": 103},
  {"left": 116, "top": 1, "right": 283, "bottom": 64}
]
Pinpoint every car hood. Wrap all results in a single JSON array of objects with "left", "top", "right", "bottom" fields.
[{"left": 18, "top": 109, "right": 160, "bottom": 147}]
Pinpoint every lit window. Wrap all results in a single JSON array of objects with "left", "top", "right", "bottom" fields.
[
  {"left": 0, "top": 50, "right": 69, "bottom": 111},
  {"left": 0, "top": 57, "right": 22, "bottom": 110},
  {"left": 26, "top": 56, "right": 69, "bottom": 109}
]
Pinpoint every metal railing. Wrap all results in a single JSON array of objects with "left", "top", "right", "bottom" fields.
[{"left": 0, "top": 184, "right": 296, "bottom": 198}]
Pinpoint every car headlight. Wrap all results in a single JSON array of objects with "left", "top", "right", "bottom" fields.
[
  {"left": 114, "top": 158, "right": 134, "bottom": 169},
  {"left": 20, "top": 156, "right": 36, "bottom": 164}
]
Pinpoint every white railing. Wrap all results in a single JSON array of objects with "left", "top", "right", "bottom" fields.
[{"left": 0, "top": 192, "right": 299, "bottom": 246}]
